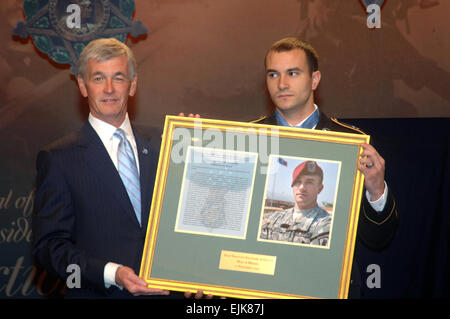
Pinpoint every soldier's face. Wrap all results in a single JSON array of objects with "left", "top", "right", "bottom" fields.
[
  {"left": 292, "top": 175, "right": 323, "bottom": 210},
  {"left": 265, "top": 49, "right": 320, "bottom": 117}
]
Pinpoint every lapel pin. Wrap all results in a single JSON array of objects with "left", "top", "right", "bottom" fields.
[{"left": 142, "top": 148, "right": 149, "bottom": 155}]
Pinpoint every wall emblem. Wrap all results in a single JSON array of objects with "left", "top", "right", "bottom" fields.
[{"left": 13, "top": 0, "right": 147, "bottom": 74}]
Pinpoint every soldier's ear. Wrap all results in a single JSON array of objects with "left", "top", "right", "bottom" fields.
[{"left": 311, "top": 71, "right": 321, "bottom": 90}]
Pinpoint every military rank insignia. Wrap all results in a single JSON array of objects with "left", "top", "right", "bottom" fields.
[
  {"left": 306, "top": 161, "right": 316, "bottom": 173},
  {"left": 13, "top": 0, "right": 147, "bottom": 74}
]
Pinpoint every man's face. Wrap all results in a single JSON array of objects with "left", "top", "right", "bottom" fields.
[
  {"left": 292, "top": 174, "right": 323, "bottom": 210},
  {"left": 265, "top": 49, "right": 320, "bottom": 117},
  {"left": 77, "top": 55, "right": 137, "bottom": 127}
]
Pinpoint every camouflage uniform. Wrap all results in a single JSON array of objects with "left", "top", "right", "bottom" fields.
[{"left": 261, "top": 205, "right": 331, "bottom": 246}]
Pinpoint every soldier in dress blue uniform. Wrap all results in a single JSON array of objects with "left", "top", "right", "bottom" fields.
[{"left": 253, "top": 37, "right": 398, "bottom": 297}]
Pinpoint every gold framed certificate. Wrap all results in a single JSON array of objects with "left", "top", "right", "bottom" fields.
[{"left": 140, "top": 116, "right": 369, "bottom": 299}]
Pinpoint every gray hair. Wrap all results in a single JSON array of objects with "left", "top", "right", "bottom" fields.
[{"left": 77, "top": 38, "right": 137, "bottom": 81}]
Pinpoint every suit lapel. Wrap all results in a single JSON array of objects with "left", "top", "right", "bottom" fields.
[
  {"left": 315, "top": 111, "right": 332, "bottom": 131},
  {"left": 264, "top": 112, "right": 278, "bottom": 125},
  {"left": 133, "top": 128, "right": 158, "bottom": 232},
  {"left": 79, "top": 122, "right": 141, "bottom": 228}
]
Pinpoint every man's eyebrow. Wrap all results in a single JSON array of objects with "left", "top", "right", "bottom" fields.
[
  {"left": 298, "top": 176, "right": 317, "bottom": 182},
  {"left": 90, "top": 71, "right": 128, "bottom": 78},
  {"left": 266, "top": 67, "right": 302, "bottom": 74},
  {"left": 113, "top": 72, "right": 128, "bottom": 78},
  {"left": 90, "top": 71, "right": 105, "bottom": 77}
]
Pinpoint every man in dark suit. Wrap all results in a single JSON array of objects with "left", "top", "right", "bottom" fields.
[
  {"left": 253, "top": 37, "right": 398, "bottom": 297},
  {"left": 32, "top": 38, "right": 170, "bottom": 298}
]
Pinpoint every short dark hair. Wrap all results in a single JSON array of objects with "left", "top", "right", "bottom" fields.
[{"left": 265, "top": 37, "right": 319, "bottom": 74}]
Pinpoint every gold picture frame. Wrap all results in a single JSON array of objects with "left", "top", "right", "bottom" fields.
[{"left": 140, "top": 116, "right": 369, "bottom": 299}]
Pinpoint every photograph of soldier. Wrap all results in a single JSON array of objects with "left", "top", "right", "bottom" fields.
[{"left": 260, "top": 159, "right": 338, "bottom": 248}]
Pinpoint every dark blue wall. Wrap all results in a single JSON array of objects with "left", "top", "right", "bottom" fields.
[{"left": 346, "top": 118, "right": 450, "bottom": 298}]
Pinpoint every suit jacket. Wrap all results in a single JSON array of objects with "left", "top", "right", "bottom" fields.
[
  {"left": 253, "top": 111, "right": 398, "bottom": 250},
  {"left": 32, "top": 121, "right": 160, "bottom": 298}
]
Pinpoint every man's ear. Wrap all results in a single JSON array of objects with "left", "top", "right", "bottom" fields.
[
  {"left": 318, "top": 183, "right": 324, "bottom": 194},
  {"left": 311, "top": 70, "right": 321, "bottom": 91},
  {"left": 77, "top": 75, "right": 88, "bottom": 98},
  {"left": 129, "top": 75, "right": 137, "bottom": 97}
]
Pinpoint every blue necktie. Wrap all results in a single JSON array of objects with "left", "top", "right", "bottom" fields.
[{"left": 114, "top": 129, "right": 141, "bottom": 226}]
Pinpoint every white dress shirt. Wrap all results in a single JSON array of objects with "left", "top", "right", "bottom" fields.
[{"left": 88, "top": 113, "right": 140, "bottom": 173}]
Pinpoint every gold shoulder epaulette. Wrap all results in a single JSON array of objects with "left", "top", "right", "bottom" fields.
[
  {"left": 250, "top": 114, "right": 268, "bottom": 123},
  {"left": 330, "top": 117, "right": 367, "bottom": 135}
]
